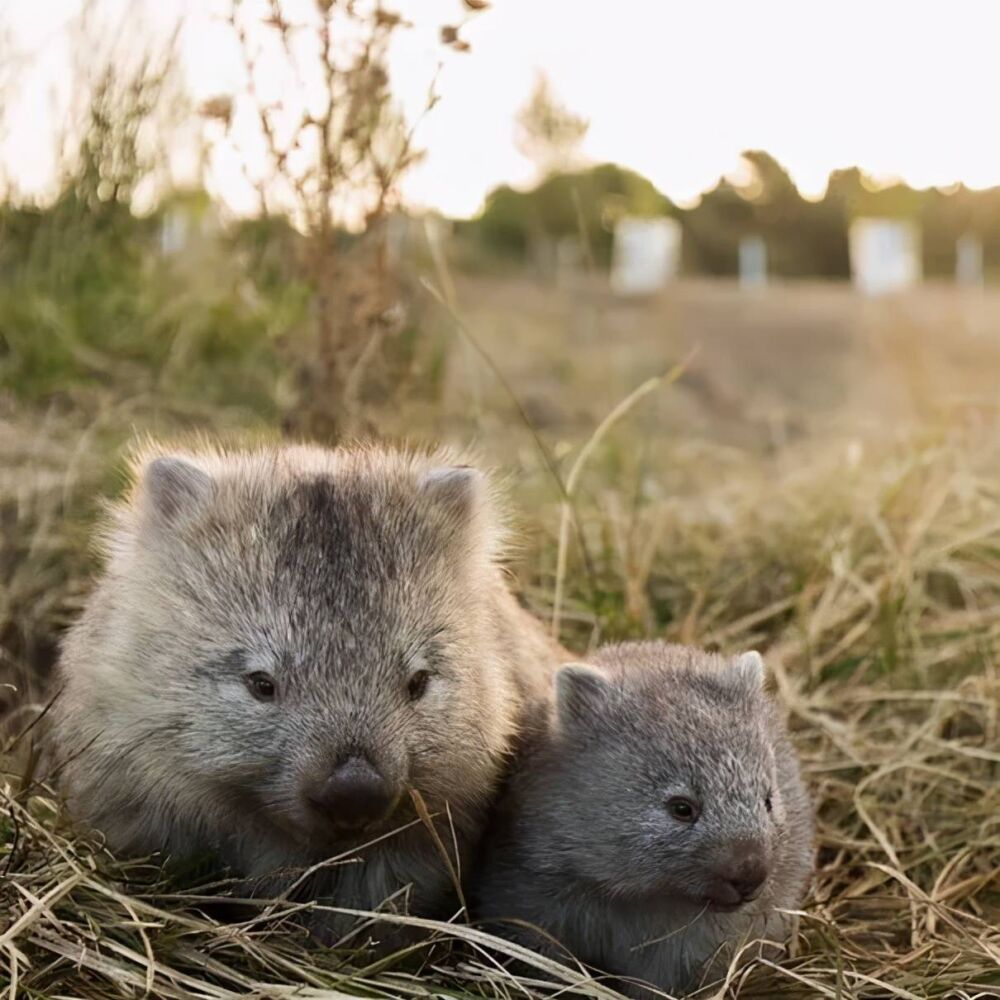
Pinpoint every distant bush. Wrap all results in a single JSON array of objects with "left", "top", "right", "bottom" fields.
[{"left": 0, "top": 194, "right": 301, "bottom": 418}]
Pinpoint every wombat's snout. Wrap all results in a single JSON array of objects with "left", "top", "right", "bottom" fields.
[
  {"left": 304, "top": 756, "right": 398, "bottom": 830},
  {"left": 705, "top": 840, "right": 769, "bottom": 910}
]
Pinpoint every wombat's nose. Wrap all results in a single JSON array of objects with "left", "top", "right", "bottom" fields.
[
  {"left": 305, "top": 756, "right": 395, "bottom": 829},
  {"left": 728, "top": 865, "right": 768, "bottom": 900},
  {"left": 708, "top": 846, "right": 769, "bottom": 907}
]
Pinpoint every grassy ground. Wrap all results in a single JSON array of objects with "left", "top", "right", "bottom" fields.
[{"left": 1, "top": 275, "right": 999, "bottom": 998}]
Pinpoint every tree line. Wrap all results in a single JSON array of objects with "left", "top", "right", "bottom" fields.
[{"left": 459, "top": 151, "right": 1000, "bottom": 281}]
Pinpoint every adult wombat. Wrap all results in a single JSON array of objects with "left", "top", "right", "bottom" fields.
[{"left": 51, "top": 443, "right": 564, "bottom": 940}]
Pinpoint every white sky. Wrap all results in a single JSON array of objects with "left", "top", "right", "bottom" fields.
[{"left": 5, "top": 0, "right": 1000, "bottom": 217}]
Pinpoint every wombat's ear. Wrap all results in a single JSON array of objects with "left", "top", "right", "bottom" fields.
[
  {"left": 733, "top": 650, "right": 766, "bottom": 689},
  {"left": 140, "top": 456, "right": 215, "bottom": 526},
  {"left": 418, "top": 466, "right": 484, "bottom": 520},
  {"left": 556, "top": 663, "right": 610, "bottom": 727}
]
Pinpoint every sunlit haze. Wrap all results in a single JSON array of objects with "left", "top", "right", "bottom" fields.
[{"left": 5, "top": 0, "right": 1000, "bottom": 217}]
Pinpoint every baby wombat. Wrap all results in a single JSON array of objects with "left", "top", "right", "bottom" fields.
[
  {"left": 473, "top": 642, "right": 814, "bottom": 996},
  {"left": 50, "top": 443, "right": 564, "bottom": 939}
]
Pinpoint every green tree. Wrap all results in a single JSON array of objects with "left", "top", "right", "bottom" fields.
[{"left": 467, "top": 162, "right": 673, "bottom": 268}]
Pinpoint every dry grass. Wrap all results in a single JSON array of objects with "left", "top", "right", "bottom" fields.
[{"left": 2, "top": 280, "right": 1000, "bottom": 998}]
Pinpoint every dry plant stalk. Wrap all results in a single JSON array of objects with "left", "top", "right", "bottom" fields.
[{"left": 205, "top": 0, "right": 479, "bottom": 439}]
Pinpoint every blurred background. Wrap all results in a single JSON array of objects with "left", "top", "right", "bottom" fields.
[
  {"left": 5, "top": 0, "right": 1000, "bottom": 671},
  {"left": 5, "top": 0, "right": 1000, "bottom": 685},
  {"left": 2, "top": 2, "right": 999, "bottom": 995}
]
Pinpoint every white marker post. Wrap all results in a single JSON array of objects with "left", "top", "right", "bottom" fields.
[
  {"left": 848, "top": 218, "right": 921, "bottom": 297},
  {"left": 956, "top": 232, "right": 984, "bottom": 289},
  {"left": 159, "top": 209, "right": 190, "bottom": 256},
  {"left": 739, "top": 235, "right": 768, "bottom": 290},
  {"left": 610, "top": 217, "right": 681, "bottom": 296}
]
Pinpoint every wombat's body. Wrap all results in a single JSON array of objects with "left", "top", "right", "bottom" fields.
[
  {"left": 473, "top": 642, "right": 813, "bottom": 996},
  {"left": 51, "top": 443, "right": 563, "bottom": 938}
]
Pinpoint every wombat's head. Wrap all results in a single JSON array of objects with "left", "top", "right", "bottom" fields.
[
  {"left": 91, "top": 445, "right": 514, "bottom": 853},
  {"left": 548, "top": 644, "right": 787, "bottom": 913}
]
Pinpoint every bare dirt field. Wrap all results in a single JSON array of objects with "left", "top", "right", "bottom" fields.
[{"left": 435, "top": 275, "right": 1000, "bottom": 453}]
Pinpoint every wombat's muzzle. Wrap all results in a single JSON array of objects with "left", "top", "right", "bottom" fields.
[
  {"left": 704, "top": 838, "right": 770, "bottom": 911},
  {"left": 304, "top": 756, "right": 399, "bottom": 831}
]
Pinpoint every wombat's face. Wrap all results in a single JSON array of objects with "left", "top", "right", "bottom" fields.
[
  {"left": 551, "top": 653, "right": 785, "bottom": 913},
  {"left": 111, "top": 455, "right": 507, "bottom": 851}
]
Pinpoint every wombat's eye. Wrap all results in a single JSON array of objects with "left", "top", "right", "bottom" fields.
[
  {"left": 246, "top": 672, "right": 277, "bottom": 702},
  {"left": 765, "top": 792, "right": 773, "bottom": 813},
  {"left": 665, "top": 796, "right": 700, "bottom": 824},
  {"left": 407, "top": 670, "right": 431, "bottom": 702}
]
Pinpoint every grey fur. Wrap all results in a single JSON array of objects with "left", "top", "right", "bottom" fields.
[
  {"left": 50, "top": 443, "right": 564, "bottom": 942},
  {"left": 473, "top": 641, "right": 814, "bottom": 996}
]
